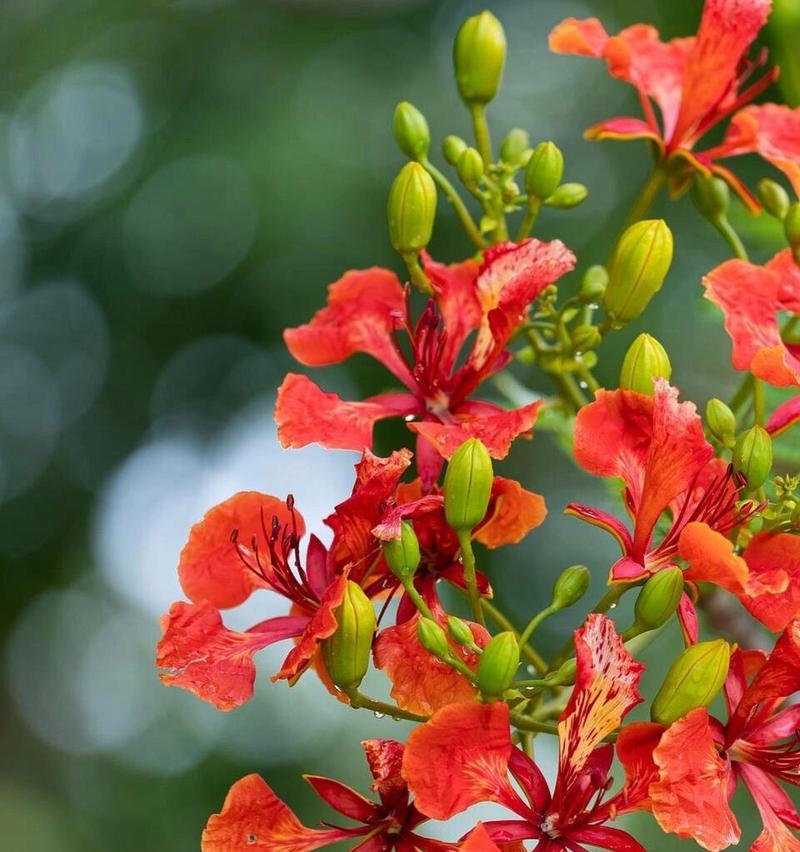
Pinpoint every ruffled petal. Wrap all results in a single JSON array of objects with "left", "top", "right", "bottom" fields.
[
  {"left": 475, "top": 476, "right": 546, "bottom": 547},
  {"left": 178, "top": 492, "right": 303, "bottom": 609},
  {"left": 201, "top": 774, "right": 349, "bottom": 852},
  {"left": 704, "top": 259, "right": 800, "bottom": 388},
  {"left": 766, "top": 247, "right": 800, "bottom": 314},
  {"left": 156, "top": 601, "right": 308, "bottom": 711},
  {"left": 549, "top": 17, "right": 610, "bottom": 57},
  {"left": 362, "top": 738, "right": 407, "bottom": 807},
  {"left": 283, "top": 267, "right": 412, "bottom": 387},
  {"left": 373, "top": 610, "right": 488, "bottom": 715},
  {"left": 554, "top": 614, "right": 644, "bottom": 811},
  {"left": 410, "top": 401, "right": 541, "bottom": 460},
  {"left": 273, "top": 574, "right": 349, "bottom": 682},
  {"left": 679, "top": 521, "right": 750, "bottom": 596},
  {"left": 371, "top": 494, "right": 444, "bottom": 541},
  {"left": 740, "top": 533, "right": 800, "bottom": 632},
  {"left": 275, "top": 373, "right": 418, "bottom": 451},
  {"left": 615, "top": 722, "right": 665, "bottom": 812},
  {"left": 670, "top": 0, "right": 771, "bottom": 146},
  {"left": 402, "top": 702, "right": 526, "bottom": 821},
  {"left": 650, "top": 708, "right": 740, "bottom": 851}
]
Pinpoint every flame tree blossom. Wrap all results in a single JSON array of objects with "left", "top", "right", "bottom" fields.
[
  {"left": 402, "top": 614, "right": 648, "bottom": 851},
  {"left": 275, "top": 239, "right": 575, "bottom": 484},
  {"left": 549, "top": 0, "right": 775, "bottom": 204}
]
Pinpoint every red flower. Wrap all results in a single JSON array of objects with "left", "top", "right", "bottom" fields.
[
  {"left": 549, "top": 0, "right": 775, "bottom": 205},
  {"left": 402, "top": 614, "right": 647, "bottom": 851},
  {"left": 202, "top": 739, "right": 454, "bottom": 852},
  {"left": 704, "top": 249, "right": 800, "bottom": 388},
  {"left": 623, "top": 618, "right": 800, "bottom": 851},
  {"left": 156, "top": 450, "right": 415, "bottom": 710},
  {"left": 275, "top": 239, "right": 575, "bottom": 485}
]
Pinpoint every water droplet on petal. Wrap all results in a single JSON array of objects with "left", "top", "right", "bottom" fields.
[{"left": 404, "top": 414, "right": 415, "bottom": 422}]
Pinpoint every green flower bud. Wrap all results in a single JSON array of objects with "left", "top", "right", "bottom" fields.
[
  {"left": 692, "top": 175, "right": 730, "bottom": 223},
  {"left": 545, "top": 656, "right": 576, "bottom": 686},
  {"left": 387, "top": 162, "right": 437, "bottom": 255},
  {"left": 416, "top": 617, "right": 450, "bottom": 659},
  {"left": 382, "top": 521, "right": 420, "bottom": 582},
  {"left": 733, "top": 425, "right": 773, "bottom": 490},
  {"left": 757, "top": 179, "right": 790, "bottom": 220},
  {"left": 500, "top": 128, "right": 531, "bottom": 165},
  {"left": 578, "top": 265, "right": 608, "bottom": 304},
  {"left": 393, "top": 101, "right": 430, "bottom": 161},
  {"left": 570, "top": 324, "right": 602, "bottom": 353},
  {"left": 447, "top": 615, "right": 475, "bottom": 646},
  {"left": 444, "top": 438, "right": 493, "bottom": 530},
  {"left": 322, "top": 581, "right": 376, "bottom": 690},
  {"left": 443, "top": 135, "right": 468, "bottom": 166},
  {"left": 619, "top": 333, "right": 672, "bottom": 396},
  {"left": 634, "top": 568, "right": 684, "bottom": 631},
  {"left": 706, "top": 398, "right": 736, "bottom": 444},
  {"left": 551, "top": 565, "right": 590, "bottom": 610},
  {"left": 453, "top": 11, "right": 506, "bottom": 106},
  {"left": 476, "top": 631, "right": 519, "bottom": 697},
  {"left": 604, "top": 220, "right": 674, "bottom": 323},
  {"left": 524, "top": 141, "right": 564, "bottom": 200},
  {"left": 785, "top": 202, "right": 800, "bottom": 246},
  {"left": 651, "top": 639, "right": 731, "bottom": 726},
  {"left": 457, "top": 147, "right": 484, "bottom": 188},
  {"left": 544, "top": 182, "right": 588, "bottom": 209}
]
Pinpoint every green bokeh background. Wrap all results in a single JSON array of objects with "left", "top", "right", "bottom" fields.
[{"left": 2, "top": 0, "right": 799, "bottom": 849}]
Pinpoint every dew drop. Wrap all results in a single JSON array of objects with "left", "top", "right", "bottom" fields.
[
  {"left": 609, "top": 602, "right": 617, "bottom": 610},
  {"left": 588, "top": 303, "right": 599, "bottom": 310},
  {"left": 374, "top": 711, "right": 385, "bottom": 719},
  {"left": 578, "top": 380, "right": 588, "bottom": 389},
  {"left": 404, "top": 414, "right": 415, "bottom": 422},
  {"left": 526, "top": 664, "right": 536, "bottom": 675}
]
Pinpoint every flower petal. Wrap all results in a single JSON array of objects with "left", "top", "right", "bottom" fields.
[
  {"left": 362, "top": 738, "right": 407, "bottom": 806},
  {"left": 569, "top": 825, "right": 648, "bottom": 852},
  {"left": 410, "top": 401, "right": 541, "bottom": 460},
  {"left": 585, "top": 117, "right": 665, "bottom": 145},
  {"left": 284, "top": 267, "right": 412, "bottom": 386},
  {"left": 740, "top": 532, "right": 800, "bottom": 632},
  {"left": 704, "top": 258, "right": 800, "bottom": 388},
  {"left": 275, "top": 373, "right": 418, "bottom": 451},
  {"left": 766, "top": 396, "right": 800, "bottom": 438},
  {"left": 615, "top": 721, "right": 665, "bottom": 812},
  {"left": 202, "top": 773, "right": 349, "bottom": 852},
  {"left": 402, "top": 702, "right": 525, "bottom": 821},
  {"left": 373, "top": 611, "right": 488, "bottom": 715},
  {"left": 460, "top": 824, "right": 502, "bottom": 852},
  {"left": 303, "top": 776, "right": 378, "bottom": 823},
  {"left": 475, "top": 476, "right": 547, "bottom": 548},
  {"left": 679, "top": 521, "right": 750, "bottom": 596},
  {"left": 156, "top": 601, "right": 308, "bottom": 711},
  {"left": 650, "top": 708, "right": 740, "bottom": 851},
  {"left": 178, "top": 492, "right": 303, "bottom": 609}
]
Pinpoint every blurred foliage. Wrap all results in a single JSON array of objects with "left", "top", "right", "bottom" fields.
[{"left": 0, "top": 0, "right": 796, "bottom": 849}]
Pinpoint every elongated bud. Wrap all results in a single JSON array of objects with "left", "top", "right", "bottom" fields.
[
  {"left": 692, "top": 175, "right": 729, "bottom": 223},
  {"left": 544, "top": 182, "right": 587, "bottom": 209},
  {"left": 570, "top": 324, "right": 602, "bottom": 353},
  {"left": 447, "top": 616, "right": 475, "bottom": 647},
  {"left": 524, "top": 141, "right": 563, "bottom": 200},
  {"left": 578, "top": 264, "right": 607, "bottom": 304},
  {"left": 457, "top": 147, "right": 484, "bottom": 188},
  {"left": 619, "top": 333, "right": 672, "bottom": 395},
  {"left": 387, "top": 162, "right": 437, "bottom": 255},
  {"left": 500, "top": 128, "right": 531, "bottom": 166},
  {"left": 706, "top": 398, "right": 736, "bottom": 444},
  {"left": 443, "top": 134, "right": 468, "bottom": 166},
  {"left": 785, "top": 202, "right": 800, "bottom": 254},
  {"left": 453, "top": 11, "right": 506, "bottom": 106},
  {"left": 758, "top": 178, "right": 790, "bottom": 220},
  {"left": 382, "top": 521, "right": 420, "bottom": 582},
  {"left": 393, "top": 101, "right": 430, "bottom": 161},
  {"left": 651, "top": 639, "right": 731, "bottom": 725},
  {"left": 604, "top": 220, "right": 673, "bottom": 323},
  {"left": 416, "top": 617, "right": 450, "bottom": 659},
  {"left": 634, "top": 568, "right": 684, "bottom": 631},
  {"left": 444, "top": 438, "right": 493, "bottom": 530},
  {"left": 476, "top": 631, "right": 519, "bottom": 697},
  {"left": 551, "top": 565, "right": 590, "bottom": 610},
  {"left": 733, "top": 425, "right": 773, "bottom": 490},
  {"left": 322, "top": 581, "right": 376, "bottom": 690}
]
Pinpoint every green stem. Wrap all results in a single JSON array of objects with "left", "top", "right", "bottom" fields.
[
  {"left": 510, "top": 714, "right": 559, "bottom": 736},
  {"left": 469, "top": 102, "right": 493, "bottom": 165},
  {"left": 518, "top": 605, "right": 556, "bottom": 650},
  {"left": 423, "top": 158, "right": 486, "bottom": 249},
  {"left": 478, "top": 597, "right": 548, "bottom": 675},
  {"left": 402, "top": 580, "right": 435, "bottom": 621},
  {"left": 623, "top": 166, "right": 666, "bottom": 229},
  {"left": 458, "top": 529, "right": 485, "bottom": 627},
  {"left": 516, "top": 197, "right": 542, "bottom": 242},
  {"left": 728, "top": 373, "right": 753, "bottom": 416},
  {"left": 344, "top": 687, "right": 427, "bottom": 723},
  {"left": 402, "top": 252, "right": 433, "bottom": 295},
  {"left": 713, "top": 216, "right": 748, "bottom": 260},
  {"left": 753, "top": 377, "right": 766, "bottom": 426}
]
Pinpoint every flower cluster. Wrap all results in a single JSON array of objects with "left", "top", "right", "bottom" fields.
[{"left": 156, "top": 3, "right": 800, "bottom": 850}]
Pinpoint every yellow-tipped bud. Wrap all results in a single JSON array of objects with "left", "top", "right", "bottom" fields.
[
  {"left": 393, "top": 101, "right": 430, "bottom": 161},
  {"left": 322, "top": 581, "right": 376, "bottom": 691},
  {"left": 619, "top": 333, "right": 672, "bottom": 396},
  {"left": 476, "top": 631, "right": 519, "bottom": 697},
  {"left": 453, "top": 11, "right": 506, "bottom": 106},
  {"left": 444, "top": 438, "right": 493, "bottom": 531},
  {"left": 382, "top": 521, "right": 420, "bottom": 582},
  {"left": 651, "top": 640, "right": 731, "bottom": 726},
  {"left": 604, "top": 220, "right": 673, "bottom": 323},
  {"left": 387, "top": 162, "right": 437, "bottom": 255}
]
